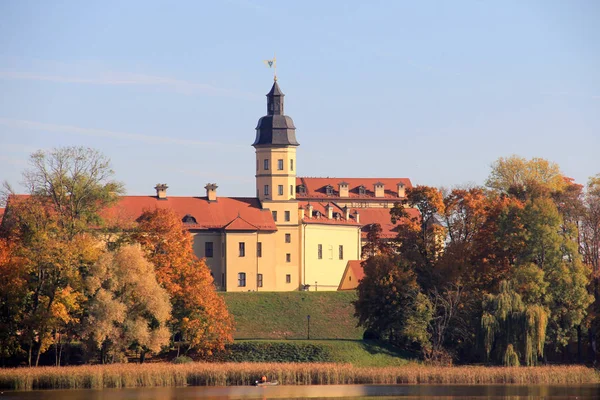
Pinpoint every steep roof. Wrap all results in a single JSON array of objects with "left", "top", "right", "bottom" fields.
[
  {"left": 104, "top": 196, "right": 277, "bottom": 231},
  {"left": 297, "top": 177, "right": 412, "bottom": 199}
]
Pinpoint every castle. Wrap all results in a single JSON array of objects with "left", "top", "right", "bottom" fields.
[{"left": 3, "top": 80, "right": 416, "bottom": 292}]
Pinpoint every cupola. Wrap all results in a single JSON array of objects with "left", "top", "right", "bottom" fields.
[{"left": 253, "top": 80, "right": 300, "bottom": 147}]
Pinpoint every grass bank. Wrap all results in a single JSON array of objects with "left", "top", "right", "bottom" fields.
[
  {"left": 1, "top": 363, "right": 598, "bottom": 390},
  {"left": 221, "top": 291, "right": 363, "bottom": 339}
]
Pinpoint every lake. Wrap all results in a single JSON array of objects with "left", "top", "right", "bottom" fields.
[{"left": 3, "top": 384, "right": 600, "bottom": 399}]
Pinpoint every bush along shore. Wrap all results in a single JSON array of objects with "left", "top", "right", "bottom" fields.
[{"left": 1, "top": 363, "right": 598, "bottom": 391}]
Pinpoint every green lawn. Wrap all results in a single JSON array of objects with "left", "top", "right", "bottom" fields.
[{"left": 221, "top": 291, "right": 364, "bottom": 340}]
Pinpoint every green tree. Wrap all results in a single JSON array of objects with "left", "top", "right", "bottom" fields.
[{"left": 354, "top": 254, "right": 432, "bottom": 353}]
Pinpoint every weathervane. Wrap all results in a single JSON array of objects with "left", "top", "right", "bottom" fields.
[{"left": 263, "top": 54, "right": 277, "bottom": 81}]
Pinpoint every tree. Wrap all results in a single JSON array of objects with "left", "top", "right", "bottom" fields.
[
  {"left": 354, "top": 254, "right": 432, "bottom": 353},
  {"left": 0, "top": 147, "right": 123, "bottom": 366},
  {"left": 486, "top": 155, "right": 566, "bottom": 195},
  {"left": 390, "top": 185, "right": 446, "bottom": 286},
  {"left": 14, "top": 147, "right": 124, "bottom": 239},
  {"left": 361, "top": 223, "right": 391, "bottom": 258},
  {"left": 133, "top": 208, "right": 234, "bottom": 356},
  {"left": 82, "top": 245, "right": 171, "bottom": 363},
  {"left": 0, "top": 238, "right": 28, "bottom": 365}
]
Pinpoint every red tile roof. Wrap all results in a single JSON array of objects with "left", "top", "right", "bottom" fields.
[
  {"left": 224, "top": 215, "right": 259, "bottom": 231},
  {"left": 297, "top": 177, "right": 412, "bottom": 200},
  {"left": 104, "top": 196, "right": 277, "bottom": 231},
  {"left": 348, "top": 260, "right": 365, "bottom": 281},
  {"left": 0, "top": 208, "right": 4, "bottom": 224},
  {"left": 357, "top": 207, "right": 420, "bottom": 238},
  {"left": 298, "top": 201, "right": 360, "bottom": 226}
]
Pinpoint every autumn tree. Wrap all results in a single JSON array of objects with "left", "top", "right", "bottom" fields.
[
  {"left": 361, "top": 223, "right": 391, "bottom": 258},
  {"left": 486, "top": 155, "right": 566, "bottom": 195},
  {"left": 0, "top": 147, "right": 123, "bottom": 366},
  {"left": 0, "top": 238, "right": 28, "bottom": 365},
  {"left": 82, "top": 245, "right": 171, "bottom": 363},
  {"left": 132, "top": 208, "right": 234, "bottom": 356},
  {"left": 390, "top": 185, "right": 446, "bottom": 287}
]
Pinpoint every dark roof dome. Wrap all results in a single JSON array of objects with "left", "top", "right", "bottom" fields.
[{"left": 253, "top": 80, "right": 299, "bottom": 147}]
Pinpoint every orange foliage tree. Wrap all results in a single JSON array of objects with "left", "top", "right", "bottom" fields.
[{"left": 132, "top": 208, "right": 234, "bottom": 356}]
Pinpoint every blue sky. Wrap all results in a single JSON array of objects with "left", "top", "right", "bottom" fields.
[{"left": 1, "top": 0, "right": 598, "bottom": 197}]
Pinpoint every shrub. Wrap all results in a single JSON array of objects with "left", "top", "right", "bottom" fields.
[{"left": 172, "top": 356, "right": 193, "bottom": 364}]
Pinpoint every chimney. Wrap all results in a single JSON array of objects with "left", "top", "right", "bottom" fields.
[
  {"left": 374, "top": 182, "right": 385, "bottom": 198},
  {"left": 397, "top": 182, "right": 406, "bottom": 198},
  {"left": 155, "top": 183, "right": 168, "bottom": 200},
  {"left": 307, "top": 203, "right": 313, "bottom": 218},
  {"left": 325, "top": 203, "right": 333, "bottom": 219},
  {"left": 338, "top": 181, "right": 349, "bottom": 197},
  {"left": 344, "top": 206, "right": 350, "bottom": 220},
  {"left": 205, "top": 183, "right": 218, "bottom": 202},
  {"left": 298, "top": 206, "right": 306, "bottom": 220},
  {"left": 354, "top": 210, "right": 360, "bottom": 224}
]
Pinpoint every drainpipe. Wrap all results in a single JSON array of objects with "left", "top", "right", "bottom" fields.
[
  {"left": 303, "top": 222, "right": 307, "bottom": 290},
  {"left": 256, "top": 231, "right": 259, "bottom": 291}
]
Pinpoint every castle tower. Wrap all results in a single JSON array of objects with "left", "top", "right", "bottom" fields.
[
  {"left": 253, "top": 79, "right": 300, "bottom": 290},
  {"left": 253, "top": 79, "right": 299, "bottom": 203}
]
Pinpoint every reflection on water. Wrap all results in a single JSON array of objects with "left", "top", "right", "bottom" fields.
[{"left": 2, "top": 384, "right": 600, "bottom": 399}]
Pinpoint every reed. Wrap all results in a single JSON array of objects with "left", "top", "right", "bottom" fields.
[{"left": 0, "top": 363, "right": 598, "bottom": 391}]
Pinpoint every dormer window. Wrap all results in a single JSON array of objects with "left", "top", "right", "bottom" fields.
[
  {"left": 298, "top": 185, "right": 307, "bottom": 195},
  {"left": 325, "top": 185, "right": 334, "bottom": 196},
  {"left": 182, "top": 214, "right": 197, "bottom": 224},
  {"left": 358, "top": 185, "right": 366, "bottom": 196}
]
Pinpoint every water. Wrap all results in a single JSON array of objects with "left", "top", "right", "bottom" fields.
[{"left": 2, "top": 384, "right": 600, "bottom": 399}]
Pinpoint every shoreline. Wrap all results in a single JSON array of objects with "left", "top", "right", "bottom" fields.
[{"left": 1, "top": 362, "right": 598, "bottom": 391}]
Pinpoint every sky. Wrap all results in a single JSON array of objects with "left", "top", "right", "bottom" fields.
[{"left": 0, "top": 0, "right": 598, "bottom": 198}]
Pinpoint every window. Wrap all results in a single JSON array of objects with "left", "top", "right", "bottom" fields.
[
  {"left": 238, "top": 272, "right": 246, "bottom": 287},
  {"left": 205, "top": 242, "right": 214, "bottom": 258},
  {"left": 239, "top": 242, "right": 245, "bottom": 257},
  {"left": 264, "top": 159, "right": 269, "bottom": 170},
  {"left": 278, "top": 185, "right": 284, "bottom": 195},
  {"left": 325, "top": 185, "right": 333, "bottom": 196},
  {"left": 339, "top": 245, "right": 344, "bottom": 260},
  {"left": 257, "top": 274, "right": 263, "bottom": 288},
  {"left": 272, "top": 211, "right": 277, "bottom": 221},
  {"left": 285, "top": 211, "right": 290, "bottom": 222},
  {"left": 358, "top": 186, "right": 366, "bottom": 196},
  {"left": 290, "top": 159, "right": 294, "bottom": 171},
  {"left": 278, "top": 159, "right": 284, "bottom": 170},
  {"left": 286, "top": 253, "right": 291, "bottom": 262},
  {"left": 286, "top": 274, "right": 291, "bottom": 283},
  {"left": 290, "top": 185, "right": 294, "bottom": 196},
  {"left": 298, "top": 185, "right": 306, "bottom": 195},
  {"left": 318, "top": 244, "right": 323, "bottom": 259},
  {"left": 256, "top": 159, "right": 259, "bottom": 171},
  {"left": 264, "top": 185, "right": 269, "bottom": 196},
  {"left": 257, "top": 242, "right": 262, "bottom": 258},
  {"left": 285, "top": 233, "right": 291, "bottom": 243}
]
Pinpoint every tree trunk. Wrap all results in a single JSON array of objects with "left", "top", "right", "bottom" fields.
[
  {"left": 28, "top": 340, "right": 33, "bottom": 367},
  {"left": 140, "top": 350, "right": 146, "bottom": 364},
  {"left": 35, "top": 340, "right": 43, "bottom": 367}
]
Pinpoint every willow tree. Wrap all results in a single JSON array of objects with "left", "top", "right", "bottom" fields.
[
  {"left": 82, "top": 245, "right": 171, "bottom": 363},
  {"left": 481, "top": 279, "right": 549, "bottom": 366}
]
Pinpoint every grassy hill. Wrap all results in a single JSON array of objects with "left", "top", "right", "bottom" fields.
[{"left": 221, "top": 291, "right": 364, "bottom": 340}]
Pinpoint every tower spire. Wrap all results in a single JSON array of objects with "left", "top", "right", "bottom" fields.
[{"left": 267, "top": 80, "right": 284, "bottom": 116}]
